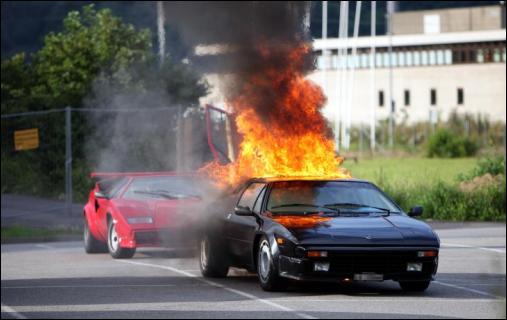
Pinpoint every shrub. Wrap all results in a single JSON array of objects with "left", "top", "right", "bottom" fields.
[
  {"left": 458, "top": 156, "right": 505, "bottom": 181},
  {"left": 427, "top": 128, "right": 477, "bottom": 158}
]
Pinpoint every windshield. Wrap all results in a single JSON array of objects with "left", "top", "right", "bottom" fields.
[
  {"left": 122, "top": 176, "right": 206, "bottom": 200},
  {"left": 266, "top": 181, "right": 400, "bottom": 214}
]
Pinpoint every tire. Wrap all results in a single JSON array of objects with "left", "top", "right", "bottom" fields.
[
  {"left": 257, "top": 236, "right": 288, "bottom": 291},
  {"left": 399, "top": 280, "right": 431, "bottom": 292},
  {"left": 107, "top": 219, "right": 136, "bottom": 259},
  {"left": 199, "top": 234, "right": 229, "bottom": 278},
  {"left": 83, "top": 216, "right": 108, "bottom": 253}
]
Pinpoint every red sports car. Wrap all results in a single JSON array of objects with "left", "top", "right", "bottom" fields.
[{"left": 83, "top": 172, "right": 206, "bottom": 259}]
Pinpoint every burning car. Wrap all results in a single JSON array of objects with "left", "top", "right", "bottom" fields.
[
  {"left": 83, "top": 172, "right": 206, "bottom": 259},
  {"left": 199, "top": 177, "right": 440, "bottom": 292}
]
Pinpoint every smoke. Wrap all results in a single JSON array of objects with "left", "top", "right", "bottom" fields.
[
  {"left": 83, "top": 2, "right": 319, "bottom": 250},
  {"left": 164, "top": 1, "right": 315, "bottom": 123}
]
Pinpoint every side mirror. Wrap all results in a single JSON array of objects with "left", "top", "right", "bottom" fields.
[
  {"left": 408, "top": 206, "right": 423, "bottom": 217},
  {"left": 94, "top": 190, "right": 109, "bottom": 200},
  {"left": 234, "top": 206, "right": 254, "bottom": 216}
]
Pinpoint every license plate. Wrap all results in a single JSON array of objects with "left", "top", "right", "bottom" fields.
[{"left": 353, "top": 273, "right": 384, "bottom": 281}]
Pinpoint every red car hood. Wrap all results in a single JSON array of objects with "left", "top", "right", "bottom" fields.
[{"left": 113, "top": 198, "right": 202, "bottom": 229}]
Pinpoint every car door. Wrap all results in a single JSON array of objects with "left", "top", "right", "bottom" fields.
[{"left": 225, "top": 182, "right": 266, "bottom": 266}]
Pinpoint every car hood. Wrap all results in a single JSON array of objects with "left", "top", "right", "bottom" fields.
[
  {"left": 113, "top": 199, "right": 201, "bottom": 228},
  {"left": 288, "top": 215, "right": 439, "bottom": 247}
]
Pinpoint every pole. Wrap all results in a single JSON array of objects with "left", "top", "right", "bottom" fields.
[
  {"left": 157, "top": 1, "right": 166, "bottom": 67},
  {"left": 370, "top": 1, "right": 376, "bottom": 152},
  {"left": 345, "top": 1, "right": 361, "bottom": 150},
  {"left": 387, "top": 1, "right": 395, "bottom": 149},
  {"left": 65, "top": 106, "right": 72, "bottom": 216},
  {"left": 339, "top": 1, "right": 349, "bottom": 150}
]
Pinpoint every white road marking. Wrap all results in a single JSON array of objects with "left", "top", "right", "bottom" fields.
[
  {"left": 434, "top": 281, "right": 502, "bottom": 298},
  {"left": 117, "top": 260, "right": 316, "bottom": 320},
  {"left": 1, "top": 303, "right": 27, "bottom": 319},
  {"left": 272, "top": 298, "right": 505, "bottom": 303},
  {"left": 441, "top": 242, "right": 506, "bottom": 254}
]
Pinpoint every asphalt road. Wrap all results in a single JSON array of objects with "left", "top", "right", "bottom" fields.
[{"left": 1, "top": 224, "right": 505, "bottom": 319}]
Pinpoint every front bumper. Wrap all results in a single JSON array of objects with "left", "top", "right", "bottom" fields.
[
  {"left": 277, "top": 248, "right": 438, "bottom": 282},
  {"left": 118, "top": 228, "right": 196, "bottom": 248}
]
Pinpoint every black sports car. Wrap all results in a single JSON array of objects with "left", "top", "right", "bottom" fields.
[{"left": 199, "top": 178, "right": 440, "bottom": 292}]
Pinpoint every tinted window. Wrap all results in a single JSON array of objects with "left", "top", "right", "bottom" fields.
[
  {"left": 238, "top": 183, "right": 265, "bottom": 210},
  {"left": 267, "top": 181, "right": 399, "bottom": 213},
  {"left": 123, "top": 176, "right": 206, "bottom": 200}
]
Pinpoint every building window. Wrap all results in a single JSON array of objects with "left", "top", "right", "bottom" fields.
[
  {"left": 404, "top": 90, "right": 410, "bottom": 107},
  {"left": 406, "top": 51, "right": 413, "bottom": 66},
  {"left": 376, "top": 53, "right": 383, "bottom": 67},
  {"left": 383, "top": 52, "right": 390, "bottom": 67},
  {"left": 430, "top": 89, "right": 437, "bottom": 106},
  {"left": 398, "top": 52, "right": 406, "bottom": 67},
  {"left": 429, "top": 50, "right": 437, "bottom": 65},
  {"left": 444, "top": 49, "right": 453, "bottom": 64},
  {"left": 477, "top": 49, "right": 484, "bottom": 63},
  {"left": 413, "top": 51, "right": 421, "bottom": 66},
  {"left": 457, "top": 88, "right": 464, "bottom": 105},
  {"left": 379, "top": 90, "right": 385, "bottom": 107},
  {"left": 493, "top": 48, "right": 501, "bottom": 63},
  {"left": 421, "top": 51, "right": 429, "bottom": 65}
]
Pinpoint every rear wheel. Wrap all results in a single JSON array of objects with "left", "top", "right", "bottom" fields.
[
  {"left": 399, "top": 280, "right": 431, "bottom": 292},
  {"left": 199, "top": 234, "right": 229, "bottom": 278},
  {"left": 257, "top": 237, "right": 287, "bottom": 291},
  {"left": 107, "top": 219, "right": 135, "bottom": 259},
  {"left": 83, "top": 216, "right": 107, "bottom": 253}
]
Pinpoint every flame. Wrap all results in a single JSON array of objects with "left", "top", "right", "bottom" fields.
[
  {"left": 201, "top": 44, "right": 350, "bottom": 186},
  {"left": 271, "top": 214, "right": 331, "bottom": 229}
]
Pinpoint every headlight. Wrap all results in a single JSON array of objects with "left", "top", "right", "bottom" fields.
[{"left": 127, "top": 217, "right": 153, "bottom": 224}]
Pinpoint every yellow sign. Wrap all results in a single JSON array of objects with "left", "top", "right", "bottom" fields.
[{"left": 14, "top": 129, "right": 39, "bottom": 151}]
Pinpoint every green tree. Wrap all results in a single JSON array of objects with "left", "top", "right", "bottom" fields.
[{"left": 2, "top": 4, "right": 209, "bottom": 201}]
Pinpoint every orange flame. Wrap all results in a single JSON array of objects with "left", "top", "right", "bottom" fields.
[
  {"left": 201, "top": 44, "right": 350, "bottom": 187},
  {"left": 271, "top": 214, "right": 331, "bottom": 229}
]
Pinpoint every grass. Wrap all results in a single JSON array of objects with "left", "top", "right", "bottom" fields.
[
  {"left": 342, "top": 156, "right": 505, "bottom": 221},
  {"left": 1, "top": 225, "right": 81, "bottom": 243},
  {"left": 344, "top": 157, "right": 476, "bottom": 187}
]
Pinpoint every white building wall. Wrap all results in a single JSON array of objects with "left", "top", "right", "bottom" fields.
[{"left": 309, "top": 62, "right": 506, "bottom": 125}]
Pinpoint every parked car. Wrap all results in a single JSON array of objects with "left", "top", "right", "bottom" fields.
[
  {"left": 199, "top": 177, "right": 440, "bottom": 292},
  {"left": 83, "top": 172, "right": 206, "bottom": 259}
]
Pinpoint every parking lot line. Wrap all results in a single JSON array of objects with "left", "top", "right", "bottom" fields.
[
  {"left": 117, "top": 260, "right": 316, "bottom": 320},
  {"left": 1, "top": 303, "right": 27, "bottom": 319},
  {"left": 433, "top": 281, "right": 502, "bottom": 298}
]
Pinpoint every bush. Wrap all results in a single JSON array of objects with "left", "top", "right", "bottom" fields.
[
  {"left": 427, "top": 128, "right": 477, "bottom": 158},
  {"left": 458, "top": 156, "right": 505, "bottom": 181}
]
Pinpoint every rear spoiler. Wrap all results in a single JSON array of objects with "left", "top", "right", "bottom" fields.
[{"left": 90, "top": 172, "right": 197, "bottom": 181}]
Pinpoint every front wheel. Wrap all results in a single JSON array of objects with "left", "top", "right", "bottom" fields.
[
  {"left": 107, "top": 219, "right": 135, "bottom": 259},
  {"left": 83, "top": 216, "right": 107, "bottom": 254},
  {"left": 257, "top": 237, "right": 287, "bottom": 291},
  {"left": 399, "top": 280, "right": 431, "bottom": 292}
]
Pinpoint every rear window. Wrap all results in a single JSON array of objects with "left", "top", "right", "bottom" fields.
[
  {"left": 122, "top": 176, "right": 207, "bottom": 200},
  {"left": 97, "top": 177, "right": 128, "bottom": 198}
]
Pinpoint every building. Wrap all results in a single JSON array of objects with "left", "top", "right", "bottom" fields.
[{"left": 311, "top": 4, "right": 506, "bottom": 126}]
